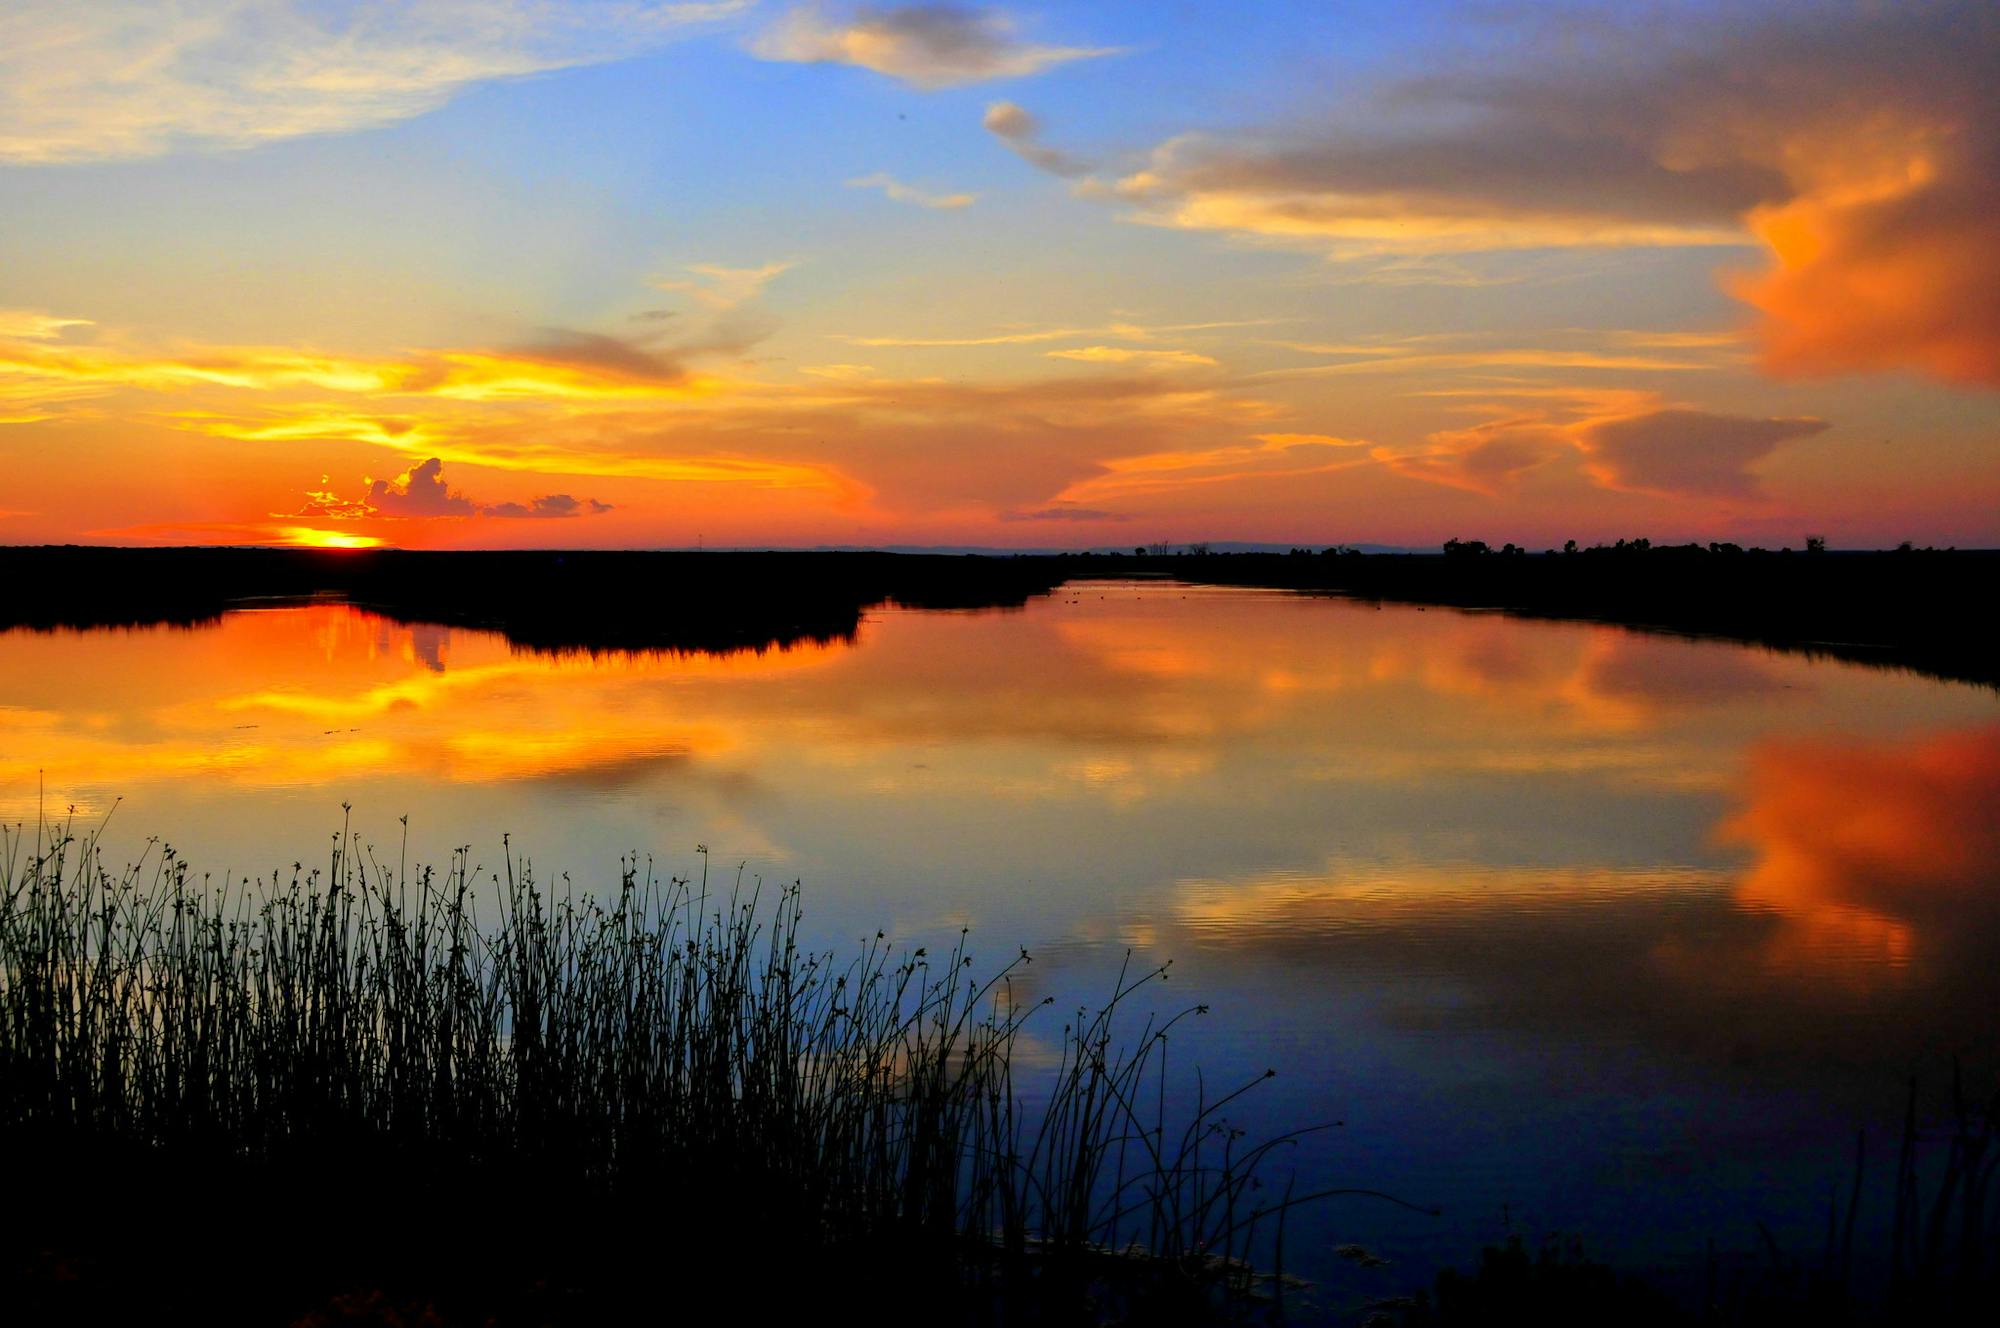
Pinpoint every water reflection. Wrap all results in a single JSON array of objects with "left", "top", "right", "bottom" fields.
[
  {"left": 1723, "top": 724, "right": 2000, "bottom": 975},
  {"left": 3, "top": 582, "right": 1996, "bottom": 1293}
]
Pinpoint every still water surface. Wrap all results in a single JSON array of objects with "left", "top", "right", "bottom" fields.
[{"left": 4, "top": 581, "right": 1996, "bottom": 1312}]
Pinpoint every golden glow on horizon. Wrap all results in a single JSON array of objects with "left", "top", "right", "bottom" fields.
[{"left": 281, "top": 527, "right": 385, "bottom": 549}]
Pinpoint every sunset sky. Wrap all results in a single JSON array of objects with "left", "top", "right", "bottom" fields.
[{"left": 2, "top": 0, "right": 1995, "bottom": 551}]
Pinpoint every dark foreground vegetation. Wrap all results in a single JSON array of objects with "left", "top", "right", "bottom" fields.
[
  {"left": 1380, "top": 1074, "right": 2000, "bottom": 1326},
  {"left": 2, "top": 542, "right": 1994, "bottom": 683},
  {"left": 1, "top": 820, "right": 1355, "bottom": 1326},
  {"left": 4, "top": 816, "right": 1995, "bottom": 1325}
]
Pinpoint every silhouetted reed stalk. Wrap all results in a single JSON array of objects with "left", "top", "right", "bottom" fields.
[
  {"left": 1737, "top": 1068, "right": 2000, "bottom": 1322},
  {"left": 1, "top": 812, "right": 1358, "bottom": 1317}
]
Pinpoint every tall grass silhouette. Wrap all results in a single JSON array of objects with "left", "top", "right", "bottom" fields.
[{"left": 1, "top": 811, "right": 1371, "bottom": 1323}]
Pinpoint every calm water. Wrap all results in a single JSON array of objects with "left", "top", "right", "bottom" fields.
[{"left": 5, "top": 581, "right": 1996, "bottom": 1314}]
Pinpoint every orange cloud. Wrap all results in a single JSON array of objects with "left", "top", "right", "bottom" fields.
[
  {"left": 1100, "top": 4, "right": 2000, "bottom": 387},
  {"left": 1045, "top": 346, "right": 1217, "bottom": 367},
  {"left": 1718, "top": 724, "right": 2000, "bottom": 969},
  {"left": 1373, "top": 421, "right": 1561, "bottom": 496},
  {"left": 1734, "top": 141, "right": 2000, "bottom": 385},
  {"left": 1374, "top": 386, "right": 1827, "bottom": 502},
  {"left": 1055, "top": 432, "right": 1368, "bottom": 504}
]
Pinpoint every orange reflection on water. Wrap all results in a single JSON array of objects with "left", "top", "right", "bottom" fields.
[
  {"left": 0, "top": 589, "right": 1827, "bottom": 824},
  {"left": 1719, "top": 725, "right": 2000, "bottom": 973},
  {"left": 0, "top": 604, "right": 846, "bottom": 811}
]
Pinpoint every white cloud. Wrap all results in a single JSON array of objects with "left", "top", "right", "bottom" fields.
[{"left": 0, "top": 1, "right": 748, "bottom": 163}]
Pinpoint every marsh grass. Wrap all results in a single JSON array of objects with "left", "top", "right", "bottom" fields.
[{"left": 1, "top": 811, "right": 1367, "bottom": 1324}]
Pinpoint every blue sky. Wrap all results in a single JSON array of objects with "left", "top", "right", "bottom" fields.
[{"left": 1, "top": 1, "right": 1995, "bottom": 548}]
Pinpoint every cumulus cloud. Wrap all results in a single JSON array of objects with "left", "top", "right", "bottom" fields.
[
  {"left": 0, "top": 0, "right": 747, "bottom": 163},
  {"left": 1577, "top": 409, "right": 1829, "bottom": 500},
  {"left": 1105, "top": 2, "right": 2000, "bottom": 386},
  {"left": 983, "top": 101, "right": 1090, "bottom": 177},
  {"left": 845, "top": 171, "right": 977, "bottom": 209},
  {"left": 288, "top": 459, "right": 612, "bottom": 521},
  {"left": 366, "top": 457, "right": 476, "bottom": 517},
  {"left": 752, "top": 5, "right": 1112, "bottom": 88}
]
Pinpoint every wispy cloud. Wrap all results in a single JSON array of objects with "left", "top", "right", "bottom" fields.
[
  {"left": 0, "top": 310, "right": 92, "bottom": 340},
  {"left": 845, "top": 172, "right": 977, "bottom": 209},
  {"left": 1055, "top": 433, "right": 1369, "bottom": 505},
  {"left": 1372, "top": 423, "right": 1563, "bottom": 496},
  {"left": 751, "top": 4, "right": 1113, "bottom": 89},
  {"left": 998, "top": 505, "right": 1126, "bottom": 523},
  {"left": 0, "top": 1, "right": 748, "bottom": 163},
  {"left": 651, "top": 261, "right": 796, "bottom": 311},
  {"left": 1046, "top": 346, "right": 1217, "bottom": 367},
  {"left": 841, "top": 318, "right": 1273, "bottom": 348},
  {"left": 1254, "top": 347, "right": 1712, "bottom": 379}
]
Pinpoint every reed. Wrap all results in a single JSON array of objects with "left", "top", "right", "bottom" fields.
[{"left": 1, "top": 811, "right": 1346, "bottom": 1323}]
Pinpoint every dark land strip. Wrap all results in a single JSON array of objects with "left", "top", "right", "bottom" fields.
[
  {"left": 0, "top": 545, "right": 1068, "bottom": 656},
  {"left": 1, "top": 544, "right": 1994, "bottom": 685},
  {"left": 1052, "top": 544, "right": 2000, "bottom": 689}
]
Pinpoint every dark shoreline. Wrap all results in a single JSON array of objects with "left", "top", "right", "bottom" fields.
[
  {"left": 0, "top": 545, "right": 1069, "bottom": 657},
  {"left": 1, "top": 544, "right": 1993, "bottom": 686},
  {"left": 1061, "top": 545, "right": 2000, "bottom": 689}
]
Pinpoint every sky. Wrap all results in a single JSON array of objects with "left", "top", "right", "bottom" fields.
[{"left": 1, "top": 0, "right": 1996, "bottom": 551}]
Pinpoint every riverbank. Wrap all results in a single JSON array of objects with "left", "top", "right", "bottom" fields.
[
  {"left": 1053, "top": 544, "right": 1999, "bottom": 689},
  {"left": 3, "top": 544, "right": 1992, "bottom": 685}
]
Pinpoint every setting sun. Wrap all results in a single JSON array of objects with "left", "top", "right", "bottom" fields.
[
  {"left": 2, "top": 5, "right": 1997, "bottom": 1322},
  {"left": 280, "top": 527, "right": 386, "bottom": 550}
]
